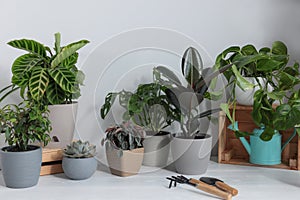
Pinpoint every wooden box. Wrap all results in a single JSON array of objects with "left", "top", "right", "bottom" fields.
[
  {"left": 40, "top": 148, "right": 63, "bottom": 175},
  {"left": 218, "top": 105, "right": 299, "bottom": 170}
]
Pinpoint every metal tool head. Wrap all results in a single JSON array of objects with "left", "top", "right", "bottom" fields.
[
  {"left": 166, "top": 175, "right": 196, "bottom": 188},
  {"left": 200, "top": 177, "right": 223, "bottom": 185}
]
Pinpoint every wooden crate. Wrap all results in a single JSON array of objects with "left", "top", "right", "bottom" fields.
[
  {"left": 40, "top": 148, "right": 63, "bottom": 176},
  {"left": 218, "top": 105, "right": 299, "bottom": 170}
]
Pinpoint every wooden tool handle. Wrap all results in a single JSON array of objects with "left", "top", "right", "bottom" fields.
[
  {"left": 215, "top": 181, "right": 238, "bottom": 196},
  {"left": 190, "top": 179, "right": 232, "bottom": 200}
]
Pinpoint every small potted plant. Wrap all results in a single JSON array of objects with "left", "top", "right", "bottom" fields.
[
  {"left": 103, "top": 121, "right": 146, "bottom": 177},
  {"left": 62, "top": 140, "right": 97, "bottom": 180},
  {"left": 4, "top": 33, "right": 89, "bottom": 148},
  {"left": 0, "top": 101, "right": 51, "bottom": 188},
  {"left": 101, "top": 72, "right": 180, "bottom": 167},
  {"left": 155, "top": 47, "right": 232, "bottom": 174}
]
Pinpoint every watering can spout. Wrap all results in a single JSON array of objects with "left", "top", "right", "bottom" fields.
[
  {"left": 281, "top": 128, "right": 297, "bottom": 152},
  {"left": 239, "top": 137, "right": 251, "bottom": 155}
]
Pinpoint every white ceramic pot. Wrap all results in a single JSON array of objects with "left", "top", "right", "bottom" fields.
[
  {"left": 47, "top": 103, "right": 78, "bottom": 149},
  {"left": 235, "top": 77, "right": 267, "bottom": 106},
  {"left": 171, "top": 134, "right": 212, "bottom": 175}
]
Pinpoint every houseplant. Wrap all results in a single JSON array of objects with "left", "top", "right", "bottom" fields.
[
  {"left": 155, "top": 47, "right": 232, "bottom": 174},
  {"left": 101, "top": 72, "right": 180, "bottom": 167},
  {"left": 217, "top": 42, "right": 300, "bottom": 165},
  {"left": 0, "top": 101, "right": 51, "bottom": 188},
  {"left": 102, "top": 121, "right": 146, "bottom": 177},
  {"left": 6, "top": 33, "right": 89, "bottom": 148},
  {"left": 62, "top": 140, "right": 97, "bottom": 180}
]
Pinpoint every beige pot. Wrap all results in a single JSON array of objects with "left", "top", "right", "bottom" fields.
[
  {"left": 106, "top": 147, "right": 144, "bottom": 177},
  {"left": 47, "top": 103, "right": 78, "bottom": 149}
]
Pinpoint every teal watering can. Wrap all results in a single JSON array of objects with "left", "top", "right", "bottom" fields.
[{"left": 229, "top": 122, "right": 297, "bottom": 165}]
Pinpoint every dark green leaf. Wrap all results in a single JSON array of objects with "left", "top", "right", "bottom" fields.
[{"left": 8, "top": 39, "right": 47, "bottom": 57}]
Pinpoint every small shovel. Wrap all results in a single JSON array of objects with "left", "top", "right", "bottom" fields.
[{"left": 200, "top": 177, "right": 238, "bottom": 196}]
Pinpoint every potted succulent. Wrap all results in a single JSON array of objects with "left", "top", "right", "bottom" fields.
[
  {"left": 0, "top": 101, "right": 51, "bottom": 188},
  {"left": 217, "top": 42, "right": 300, "bottom": 165},
  {"left": 102, "top": 121, "right": 146, "bottom": 177},
  {"left": 101, "top": 72, "right": 180, "bottom": 167},
  {"left": 155, "top": 47, "right": 232, "bottom": 174},
  {"left": 62, "top": 140, "right": 97, "bottom": 180},
  {"left": 5, "top": 33, "right": 89, "bottom": 148}
]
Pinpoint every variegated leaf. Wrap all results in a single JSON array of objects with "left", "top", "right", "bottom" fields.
[
  {"left": 48, "top": 67, "right": 76, "bottom": 93},
  {"left": 12, "top": 54, "right": 43, "bottom": 78},
  {"left": 46, "top": 80, "right": 66, "bottom": 104},
  {"left": 8, "top": 39, "right": 47, "bottom": 57},
  {"left": 51, "top": 40, "right": 89, "bottom": 68},
  {"left": 29, "top": 67, "right": 49, "bottom": 100}
]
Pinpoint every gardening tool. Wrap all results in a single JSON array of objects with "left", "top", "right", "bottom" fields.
[
  {"left": 200, "top": 177, "right": 238, "bottom": 196},
  {"left": 166, "top": 175, "right": 232, "bottom": 200},
  {"left": 229, "top": 122, "right": 297, "bottom": 165}
]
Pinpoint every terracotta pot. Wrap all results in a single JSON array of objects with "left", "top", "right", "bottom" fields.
[{"left": 106, "top": 147, "right": 144, "bottom": 177}]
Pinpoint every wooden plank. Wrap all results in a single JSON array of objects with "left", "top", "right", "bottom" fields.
[
  {"left": 40, "top": 148, "right": 63, "bottom": 175},
  {"left": 40, "top": 163, "right": 63, "bottom": 176},
  {"left": 42, "top": 148, "right": 63, "bottom": 162}
]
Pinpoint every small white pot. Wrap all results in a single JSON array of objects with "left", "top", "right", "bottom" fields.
[
  {"left": 47, "top": 103, "right": 78, "bottom": 149},
  {"left": 235, "top": 77, "right": 268, "bottom": 106}
]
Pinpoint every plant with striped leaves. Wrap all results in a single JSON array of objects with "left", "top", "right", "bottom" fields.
[{"left": 4, "top": 33, "right": 89, "bottom": 105}]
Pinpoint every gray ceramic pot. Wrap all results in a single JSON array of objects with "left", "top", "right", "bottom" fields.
[
  {"left": 171, "top": 134, "right": 212, "bottom": 175},
  {"left": 62, "top": 156, "right": 97, "bottom": 180},
  {"left": 0, "top": 145, "right": 42, "bottom": 188},
  {"left": 142, "top": 131, "right": 171, "bottom": 167}
]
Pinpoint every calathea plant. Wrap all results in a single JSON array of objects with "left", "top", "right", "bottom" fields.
[
  {"left": 100, "top": 71, "right": 180, "bottom": 133},
  {"left": 4, "top": 33, "right": 89, "bottom": 105},
  {"left": 0, "top": 101, "right": 51, "bottom": 151},
  {"left": 102, "top": 121, "right": 146, "bottom": 157},
  {"left": 154, "top": 47, "right": 233, "bottom": 138}
]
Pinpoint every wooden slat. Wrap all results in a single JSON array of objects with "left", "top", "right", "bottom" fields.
[
  {"left": 40, "top": 163, "right": 63, "bottom": 176},
  {"left": 40, "top": 148, "right": 63, "bottom": 175}
]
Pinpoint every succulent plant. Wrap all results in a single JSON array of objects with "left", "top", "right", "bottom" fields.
[
  {"left": 63, "top": 140, "right": 96, "bottom": 158},
  {"left": 102, "top": 121, "right": 146, "bottom": 156}
]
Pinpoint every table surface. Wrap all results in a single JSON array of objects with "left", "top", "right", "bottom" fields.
[{"left": 1, "top": 160, "right": 300, "bottom": 200}]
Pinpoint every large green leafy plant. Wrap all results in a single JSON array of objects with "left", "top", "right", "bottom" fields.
[
  {"left": 100, "top": 71, "right": 180, "bottom": 133},
  {"left": 217, "top": 41, "right": 300, "bottom": 140},
  {"left": 5, "top": 33, "right": 89, "bottom": 104},
  {"left": 0, "top": 101, "right": 51, "bottom": 151},
  {"left": 155, "top": 47, "right": 233, "bottom": 138}
]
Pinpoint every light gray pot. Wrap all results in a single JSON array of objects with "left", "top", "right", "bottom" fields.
[
  {"left": 142, "top": 131, "right": 171, "bottom": 167},
  {"left": 0, "top": 145, "right": 42, "bottom": 188},
  {"left": 62, "top": 156, "right": 97, "bottom": 180},
  {"left": 47, "top": 103, "right": 78, "bottom": 149},
  {"left": 171, "top": 134, "right": 212, "bottom": 175},
  {"left": 0, "top": 133, "right": 7, "bottom": 169}
]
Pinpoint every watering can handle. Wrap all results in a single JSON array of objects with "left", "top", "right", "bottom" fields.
[{"left": 281, "top": 128, "right": 297, "bottom": 152}]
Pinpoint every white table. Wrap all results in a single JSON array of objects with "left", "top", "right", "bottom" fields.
[{"left": 0, "top": 160, "right": 300, "bottom": 200}]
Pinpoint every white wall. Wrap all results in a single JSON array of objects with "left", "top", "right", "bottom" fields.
[{"left": 1, "top": 0, "right": 300, "bottom": 154}]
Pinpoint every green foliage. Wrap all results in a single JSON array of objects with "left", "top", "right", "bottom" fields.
[
  {"left": 63, "top": 140, "right": 96, "bottom": 158},
  {"left": 155, "top": 47, "right": 232, "bottom": 137},
  {"left": 100, "top": 73, "right": 181, "bottom": 133},
  {"left": 0, "top": 101, "right": 51, "bottom": 151},
  {"left": 7, "top": 33, "right": 89, "bottom": 105},
  {"left": 216, "top": 41, "right": 300, "bottom": 140},
  {"left": 102, "top": 121, "right": 146, "bottom": 157}
]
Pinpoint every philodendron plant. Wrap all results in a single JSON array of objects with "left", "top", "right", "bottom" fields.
[
  {"left": 102, "top": 121, "right": 146, "bottom": 157},
  {"left": 154, "top": 47, "right": 233, "bottom": 138},
  {"left": 100, "top": 73, "right": 180, "bottom": 133},
  {"left": 3, "top": 33, "right": 89, "bottom": 105},
  {"left": 217, "top": 41, "right": 300, "bottom": 140}
]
